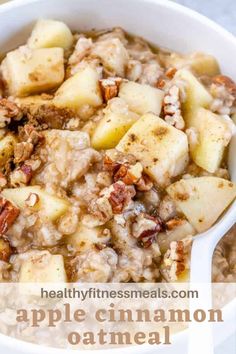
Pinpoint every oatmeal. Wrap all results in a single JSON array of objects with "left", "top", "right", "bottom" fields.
[{"left": 0, "top": 20, "right": 235, "bottom": 283}]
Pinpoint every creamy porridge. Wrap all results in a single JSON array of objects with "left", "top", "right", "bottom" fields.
[{"left": 0, "top": 20, "right": 235, "bottom": 283}]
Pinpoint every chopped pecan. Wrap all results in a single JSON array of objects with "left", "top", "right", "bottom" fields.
[
  {"left": 165, "top": 218, "right": 186, "bottom": 231},
  {"left": 99, "top": 77, "right": 122, "bottom": 102},
  {"left": 0, "top": 237, "right": 12, "bottom": 262},
  {"left": 133, "top": 213, "right": 163, "bottom": 248},
  {"left": 135, "top": 173, "right": 153, "bottom": 191},
  {"left": 161, "top": 236, "right": 192, "bottom": 281},
  {"left": 175, "top": 262, "right": 186, "bottom": 276},
  {"left": 10, "top": 164, "right": 33, "bottom": 186},
  {"left": 103, "top": 155, "right": 121, "bottom": 173},
  {"left": 212, "top": 75, "right": 236, "bottom": 99},
  {"left": 163, "top": 85, "right": 185, "bottom": 130},
  {"left": 0, "top": 197, "right": 20, "bottom": 234},
  {"left": 0, "top": 98, "right": 23, "bottom": 128},
  {"left": 14, "top": 142, "right": 34, "bottom": 163},
  {"left": 156, "top": 77, "right": 166, "bottom": 89},
  {"left": 165, "top": 67, "right": 177, "bottom": 79},
  {"left": 21, "top": 124, "right": 44, "bottom": 145},
  {"left": 108, "top": 182, "right": 136, "bottom": 214},
  {"left": 104, "top": 153, "right": 151, "bottom": 189},
  {"left": 113, "top": 163, "right": 142, "bottom": 185},
  {"left": 25, "top": 193, "right": 39, "bottom": 207}
]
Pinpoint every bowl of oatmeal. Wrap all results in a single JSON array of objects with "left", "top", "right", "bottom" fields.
[{"left": 0, "top": 0, "right": 235, "bottom": 352}]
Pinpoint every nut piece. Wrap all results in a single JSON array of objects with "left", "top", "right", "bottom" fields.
[
  {"left": 132, "top": 213, "right": 163, "bottom": 248},
  {"left": 0, "top": 197, "right": 20, "bottom": 234},
  {"left": 165, "top": 67, "right": 177, "bottom": 79},
  {"left": 0, "top": 98, "right": 23, "bottom": 128},
  {"left": 22, "top": 124, "right": 44, "bottom": 145},
  {"left": 108, "top": 181, "right": 136, "bottom": 214},
  {"left": 99, "top": 77, "right": 122, "bottom": 102},
  {"left": 114, "top": 162, "right": 143, "bottom": 185},
  {"left": 165, "top": 218, "right": 186, "bottom": 231},
  {"left": 161, "top": 236, "right": 192, "bottom": 281},
  {"left": 25, "top": 193, "right": 39, "bottom": 207},
  {"left": 14, "top": 142, "right": 34, "bottom": 163},
  {"left": 163, "top": 85, "right": 185, "bottom": 130},
  {"left": 103, "top": 154, "right": 153, "bottom": 191},
  {"left": 135, "top": 174, "right": 153, "bottom": 192},
  {"left": 10, "top": 164, "right": 33, "bottom": 187},
  {"left": 212, "top": 75, "right": 236, "bottom": 99},
  {"left": 0, "top": 238, "right": 12, "bottom": 262}
]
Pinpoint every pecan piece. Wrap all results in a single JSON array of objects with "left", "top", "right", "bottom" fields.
[
  {"left": 25, "top": 193, "right": 39, "bottom": 207},
  {"left": 163, "top": 85, "right": 185, "bottom": 130},
  {"left": 0, "top": 98, "right": 23, "bottom": 128},
  {"left": 99, "top": 77, "right": 122, "bottom": 102},
  {"left": 0, "top": 238, "right": 12, "bottom": 262},
  {"left": 165, "top": 218, "right": 186, "bottom": 231},
  {"left": 135, "top": 173, "right": 153, "bottom": 191},
  {"left": 103, "top": 155, "right": 121, "bottom": 173},
  {"left": 133, "top": 213, "right": 163, "bottom": 248},
  {"left": 0, "top": 197, "right": 20, "bottom": 234},
  {"left": 165, "top": 67, "right": 177, "bottom": 79},
  {"left": 212, "top": 75, "right": 236, "bottom": 99},
  {"left": 14, "top": 142, "right": 34, "bottom": 163},
  {"left": 108, "top": 182, "right": 136, "bottom": 214},
  {"left": 10, "top": 164, "right": 33, "bottom": 187},
  {"left": 22, "top": 124, "right": 44, "bottom": 145}
]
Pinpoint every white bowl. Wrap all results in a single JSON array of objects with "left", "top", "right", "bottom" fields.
[{"left": 0, "top": 0, "right": 235, "bottom": 353}]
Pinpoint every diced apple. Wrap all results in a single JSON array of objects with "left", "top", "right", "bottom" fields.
[
  {"left": 28, "top": 19, "right": 73, "bottom": 50},
  {"left": 19, "top": 251, "right": 67, "bottom": 282},
  {"left": 117, "top": 113, "right": 189, "bottom": 186},
  {"left": 165, "top": 52, "right": 220, "bottom": 76},
  {"left": 68, "top": 224, "right": 110, "bottom": 253},
  {"left": 91, "top": 98, "right": 139, "bottom": 149},
  {"left": 53, "top": 65, "right": 102, "bottom": 110},
  {"left": 15, "top": 94, "right": 53, "bottom": 109},
  {"left": 118, "top": 81, "right": 164, "bottom": 116},
  {"left": 188, "top": 108, "right": 232, "bottom": 173},
  {"left": 1, "top": 47, "right": 64, "bottom": 97},
  {"left": 157, "top": 220, "right": 196, "bottom": 253},
  {"left": 92, "top": 38, "right": 129, "bottom": 77},
  {"left": 2, "top": 186, "right": 69, "bottom": 221},
  {"left": 167, "top": 177, "right": 236, "bottom": 232},
  {"left": 174, "top": 69, "right": 212, "bottom": 126},
  {"left": 0, "top": 133, "right": 18, "bottom": 167}
]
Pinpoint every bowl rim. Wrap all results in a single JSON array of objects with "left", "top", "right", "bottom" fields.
[{"left": 0, "top": 0, "right": 235, "bottom": 352}]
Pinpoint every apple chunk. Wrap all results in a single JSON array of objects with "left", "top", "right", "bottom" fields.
[
  {"left": 174, "top": 69, "right": 212, "bottom": 126},
  {"left": 53, "top": 65, "right": 102, "bottom": 110},
  {"left": 165, "top": 52, "right": 220, "bottom": 76},
  {"left": 1, "top": 47, "right": 64, "bottom": 97},
  {"left": 91, "top": 98, "right": 139, "bottom": 149},
  {"left": 118, "top": 81, "right": 164, "bottom": 116},
  {"left": 2, "top": 186, "right": 69, "bottom": 221},
  {"left": 68, "top": 224, "right": 110, "bottom": 253},
  {"left": 188, "top": 108, "right": 232, "bottom": 173},
  {"left": 117, "top": 113, "right": 189, "bottom": 186},
  {"left": 28, "top": 19, "right": 73, "bottom": 50},
  {"left": 167, "top": 177, "right": 236, "bottom": 232},
  {"left": 19, "top": 251, "right": 67, "bottom": 282}
]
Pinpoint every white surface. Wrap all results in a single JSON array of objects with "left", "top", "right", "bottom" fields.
[
  {"left": 172, "top": 0, "right": 236, "bottom": 35},
  {"left": 0, "top": 0, "right": 235, "bottom": 353}
]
